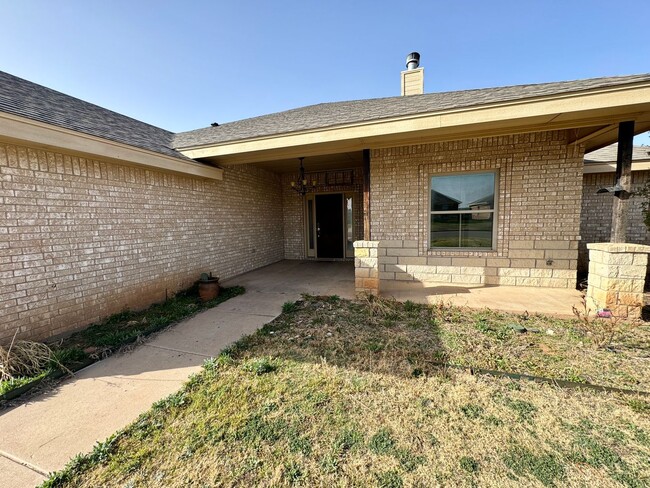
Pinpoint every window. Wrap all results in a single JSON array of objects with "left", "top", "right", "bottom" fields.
[
  {"left": 345, "top": 194, "right": 354, "bottom": 257},
  {"left": 429, "top": 172, "right": 496, "bottom": 249}
]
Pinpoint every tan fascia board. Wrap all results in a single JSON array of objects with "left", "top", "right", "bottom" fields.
[
  {"left": 584, "top": 161, "right": 650, "bottom": 174},
  {"left": 179, "top": 82, "right": 650, "bottom": 162},
  {"left": 0, "top": 112, "right": 223, "bottom": 180},
  {"left": 185, "top": 112, "right": 647, "bottom": 165}
]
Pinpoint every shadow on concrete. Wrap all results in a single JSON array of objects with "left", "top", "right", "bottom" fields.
[{"left": 380, "top": 279, "right": 582, "bottom": 317}]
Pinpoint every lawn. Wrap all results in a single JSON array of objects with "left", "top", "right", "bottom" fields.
[{"left": 44, "top": 295, "right": 650, "bottom": 487}]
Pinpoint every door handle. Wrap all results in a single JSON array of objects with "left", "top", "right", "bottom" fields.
[{"left": 317, "top": 223, "right": 321, "bottom": 238}]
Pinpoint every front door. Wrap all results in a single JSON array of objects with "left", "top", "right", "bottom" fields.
[{"left": 315, "top": 194, "right": 344, "bottom": 258}]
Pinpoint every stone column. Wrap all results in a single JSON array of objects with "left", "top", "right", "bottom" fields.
[
  {"left": 354, "top": 241, "right": 380, "bottom": 295},
  {"left": 586, "top": 243, "right": 650, "bottom": 319}
]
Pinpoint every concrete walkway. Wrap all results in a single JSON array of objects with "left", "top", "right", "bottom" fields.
[{"left": 0, "top": 260, "right": 354, "bottom": 488}]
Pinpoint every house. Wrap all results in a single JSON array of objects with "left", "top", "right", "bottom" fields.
[{"left": 2, "top": 56, "right": 650, "bottom": 342}]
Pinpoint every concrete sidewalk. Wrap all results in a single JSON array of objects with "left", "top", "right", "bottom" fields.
[{"left": 0, "top": 261, "right": 354, "bottom": 487}]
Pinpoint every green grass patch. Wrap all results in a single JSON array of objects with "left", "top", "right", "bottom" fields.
[
  {"left": 503, "top": 446, "right": 566, "bottom": 486},
  {"left": 0, "top": 370, "right": 50, "bottom": 396},
  {"left": 369, "top": 428, "right": 396, "bottom": 454}
]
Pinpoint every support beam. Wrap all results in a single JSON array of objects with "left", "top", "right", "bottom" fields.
[
  {"left": 363, "top": 149, "right": 371, "bottom": 240},
  {"left": 611, "top": 121, "right": 635, "bottom": 242}
]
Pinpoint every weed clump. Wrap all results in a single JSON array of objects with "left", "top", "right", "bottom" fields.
[
  {"left": 0, "top": 336, "right": 58, "bottom": 381},
  {"left": 242, "top": 357, "right": 278, "bottom": 376},
  {"left": 282, "top": 301, "right": 300, "bottom": 313},
  {"left": 369, "top": 428, "right": 396, "bottom": 455},
  {"left": 572, "top": 295, "right": 635, "bottom": 348}
]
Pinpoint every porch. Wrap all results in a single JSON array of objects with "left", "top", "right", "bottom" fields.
[{"left": 226, "top": 260, "right": 583, "bottom": 317}]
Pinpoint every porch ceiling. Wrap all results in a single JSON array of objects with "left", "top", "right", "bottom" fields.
[{"left": 222, "top": 150, "right": 363, "bottom": 173}]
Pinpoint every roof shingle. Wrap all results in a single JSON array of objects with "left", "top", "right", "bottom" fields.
[
  {"left": 173, "top": 74, "right": 650, "bottom": 149},
  {"left": 0, "top": 71, "right": 189, "bottom": 160},
  {"left": 585, "top": 143, "right": 650, "bottom": 163}
]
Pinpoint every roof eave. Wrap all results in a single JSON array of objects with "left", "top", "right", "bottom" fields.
[
  {"left": 584, "top": 161, "right": 650, "bottom": 173},
  {"left": 0, "top": 111, "right": 223, "bottom": 180},
  {"left": 177, "top": 81, "right": 650, "bottom": 164}
]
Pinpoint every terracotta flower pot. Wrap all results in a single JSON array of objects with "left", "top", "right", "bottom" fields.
[{"left": 198, "top": 279, "right": 220, "bottom": 302}]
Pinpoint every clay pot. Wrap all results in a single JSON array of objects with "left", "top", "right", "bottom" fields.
[{"left": 198, "top": 279, "right": 220, "bottom": 302}]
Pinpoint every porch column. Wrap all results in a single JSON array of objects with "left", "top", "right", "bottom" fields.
[
  {"left": 354, "top": 240, "right": 380, "bottom": 295},
  {"left": 363, "top": 149, "right": 371, "bottom": 240},
  {"left": 586, "top": 242, "right": 650, "bottom": 319},
  {"left": 611, "top": 121, "right": 635, "bottom": 242}
]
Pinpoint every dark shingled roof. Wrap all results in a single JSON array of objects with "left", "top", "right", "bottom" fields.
[
  {"left": 173, "top": 74, "right": 650, "bottom": 149},
  {"left": 0, "top": 71, "right": 189, "bottom": 160}
]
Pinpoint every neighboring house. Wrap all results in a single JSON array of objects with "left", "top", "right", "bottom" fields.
[
  {"left": 2, "top": 60, "right": 650, "bottom": 342},
  {"left": 580, "top": 144, "right": 650, "bottom": 271}
]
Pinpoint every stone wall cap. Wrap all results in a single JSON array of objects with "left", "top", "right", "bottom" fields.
[
  {"left": 587, "top": 242, "right": 650, "bottom": 253},
  {"left": 353, "top": 240, "right": 379, "bottom": 248}
]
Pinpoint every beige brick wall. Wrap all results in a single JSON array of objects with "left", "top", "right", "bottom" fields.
[
  {"left": 1, "top": 143, "right": 284, "bottom": 343},
  {"left": 281, "top": 169, "right": 363, "bottom": 259},
  {"left": 369, "top": 130, "right": 584, "bottom": 288},
  {"left": 579, "top": 170, "right": 650, "bottom": 271}
]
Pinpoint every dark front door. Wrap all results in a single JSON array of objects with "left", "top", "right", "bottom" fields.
[{"left": 316, "top": 194, "right": 344, "bottom": 258}]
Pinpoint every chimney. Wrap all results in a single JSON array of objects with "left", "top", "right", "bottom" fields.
[{"left": 401, "top": 52, "right": 424, "bottom": 96}]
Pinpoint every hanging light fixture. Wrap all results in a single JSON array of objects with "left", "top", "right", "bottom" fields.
[{"left": 290, "top": 157, "right": 317, "bottom": 196}]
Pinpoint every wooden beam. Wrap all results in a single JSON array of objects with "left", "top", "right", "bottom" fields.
[
  {"left": 363, "top": 149, "right": 371, "bottom": 240},
  {"left": 611, "top": 121, "right": 635, "bottom": 242}
]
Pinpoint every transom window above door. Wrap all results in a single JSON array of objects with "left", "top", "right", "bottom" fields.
[{"left": 429, "top": 171, "right": 497, "bottom": 249}]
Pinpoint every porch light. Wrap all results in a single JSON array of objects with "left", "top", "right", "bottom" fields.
[{"left": 290, "top": 157, "right": 317, "bottom": 196}]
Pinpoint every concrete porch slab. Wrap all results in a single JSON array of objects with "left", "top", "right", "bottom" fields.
[
  {"left": 382, "top": 282, "right": 584, "bottom": 317},
  {"left": 224, "top": 260, "right": 355, "bottom": 299}
]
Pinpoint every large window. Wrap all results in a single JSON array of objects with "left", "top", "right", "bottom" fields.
[{"left": 430, "top": 172, "right": 496, "bottom": 249}]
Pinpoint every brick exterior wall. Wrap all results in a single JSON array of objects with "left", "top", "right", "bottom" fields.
[
  {"left": 368, "top": 130, "right": 585, "bottom": 289},
  {"left": 1, "top": 143, "right": 284, "bottom": 343},
  {"left": 281, "top": 168, "right": 364, "bottom": 260},
  {"left": 579, "top": 170, "right": 650, "bottom": 271}
]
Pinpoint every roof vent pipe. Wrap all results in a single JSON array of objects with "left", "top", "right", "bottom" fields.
[
  {"left": 405, "top": 52, "right": 420, "bottom": 70},
  {"left": 401, "top": 52, "right": 424, "bottom": 96}
]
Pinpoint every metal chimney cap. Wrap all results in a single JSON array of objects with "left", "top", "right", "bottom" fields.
[{"left": 406, "top": 52, "right": 420, "bottom": 70}]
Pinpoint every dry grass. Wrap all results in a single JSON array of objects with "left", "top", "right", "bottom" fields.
[
  {"left": 237, "top": 295, "right": 650, "bottom": 391},
  {"left": 572, "top": 294, "right": 636, "bottom": 349},
  {"left": 44, "top": 296, "right": 650, "bottom": 488},
  {"left": 0, "top": 333, "right": 57, "bottom": 382}
]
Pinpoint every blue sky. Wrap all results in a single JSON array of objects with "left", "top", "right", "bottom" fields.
[{"left": 1, "top": 0, "right": 649, "bottom": 143}]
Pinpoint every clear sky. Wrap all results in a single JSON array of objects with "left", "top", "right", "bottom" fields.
[{"left": 1, "top": 0, "right": 648, "bottom": 143}]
